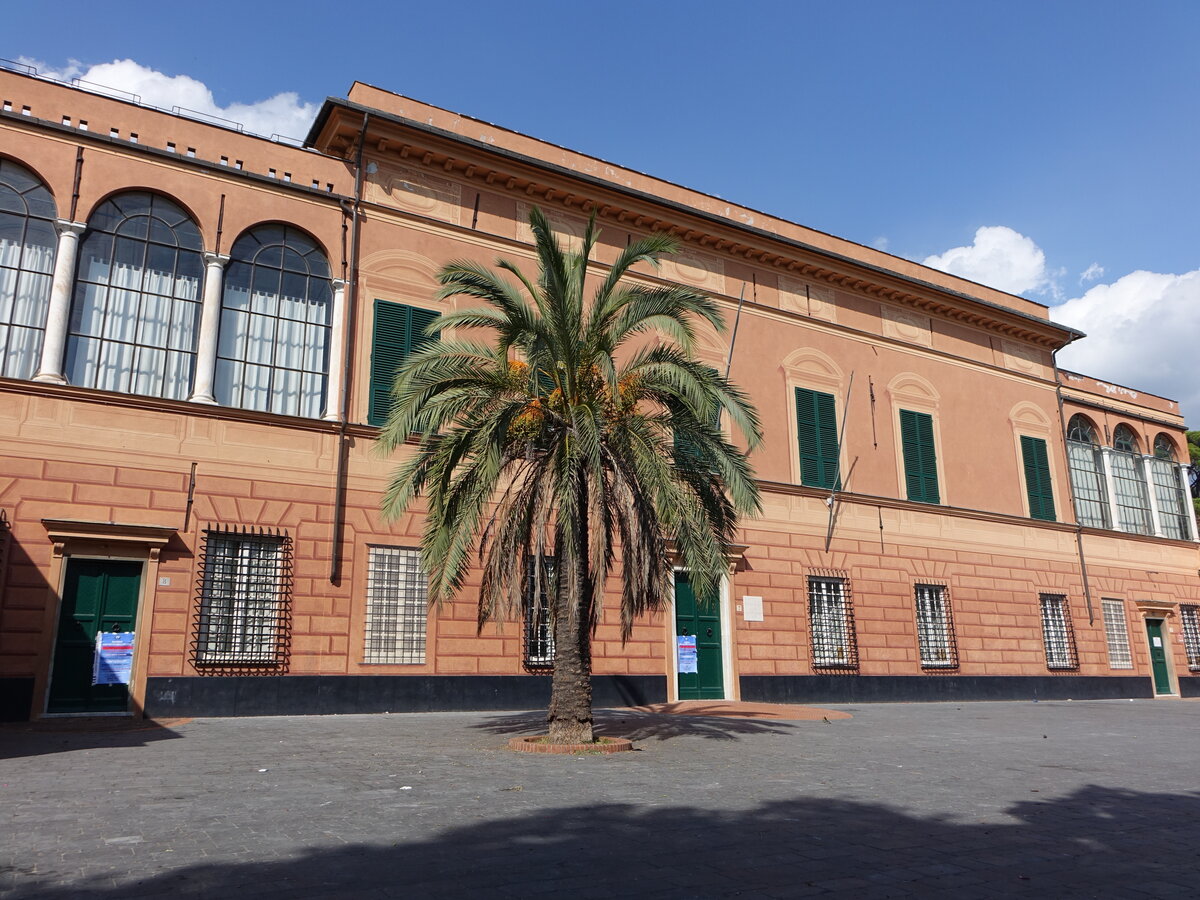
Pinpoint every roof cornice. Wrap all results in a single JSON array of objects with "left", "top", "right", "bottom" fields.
[{"left": 308, "top": 96, "right": 1084, "bottom": 350}]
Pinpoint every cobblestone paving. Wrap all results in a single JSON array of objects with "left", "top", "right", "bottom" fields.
[{"left": 1, "top": 699, "right": 1197, "bottom": 898}]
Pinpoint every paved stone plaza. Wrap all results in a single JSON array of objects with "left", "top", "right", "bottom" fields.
[{"left": 2, "top": 699, "right": 1197, "bottom": 898}]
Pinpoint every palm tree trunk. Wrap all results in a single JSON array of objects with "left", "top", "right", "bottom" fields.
[
  {"left": 546, "top": 579, "right": 593, "bottom": 744},
  {"left": 546, "top": 490, "right": 595, "bottom": 744}
]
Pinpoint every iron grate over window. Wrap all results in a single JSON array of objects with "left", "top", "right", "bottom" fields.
[
  {"left": 914, "top": 584, "right": 958, "bottom": 669},
  {"left": 1180, "top": 605, "right": 1200, "bottom": 671},
  {"left": 1039, "top": 594, "right": 1078, "bottom": 670},
  {"left": 363, "top": 546, "right": 428, "bottom": 664},
  {"left": 523, "top": 555, "right": 555, "bottom": 670},
  {"left": 808, "top": 574, "right": 857, "bottom": 669},
  {"left": 193, "top": 526, "right": 290, "bottom": 668},
  {"left": 1101, "top": 598, "right": 1133, "bottom": 669}
]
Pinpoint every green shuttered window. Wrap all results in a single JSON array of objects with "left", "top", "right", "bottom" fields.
[
  {"left": 368, "top": 300, "right": 439, "bottom": 427},
  {"left": 1020, "top": 434, "right": 1056, "bottom": 521},
  {"left": 795, "top": 387, "right": 840, "bottom": 490},
  {"left": 899, "top": 409, "right": 939, "bottom": 504}
]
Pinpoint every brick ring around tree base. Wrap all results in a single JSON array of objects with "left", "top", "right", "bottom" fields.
[{"left": 508, "top": 735, "right": 634, "bottom": 754}]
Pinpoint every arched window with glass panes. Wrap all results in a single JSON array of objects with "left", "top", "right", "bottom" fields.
[
  {"left": 1109, "top": 424, "right": 1153, "bottom": 534},
  {"left": 0, "top": 159, "right": 58, "bottom": 380},
  {"left": 1065, "top": 414, "right": 1110, "bottom": 529},
  {"left": 215, "top": 224, "right": 332, "bottom": 418},
  {"left": 65, "top": 192, "right": 203, "bottom": 399},
  {"left": 1149, "top": 433, "right": 1192, "bottom": 540}
]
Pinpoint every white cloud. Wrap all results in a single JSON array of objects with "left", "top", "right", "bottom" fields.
[
  {"left": 923, "top": 226, "right": 1054, "bottom": 296},
  {"left": 18, "top": 57, "right": 317, "bottom": 139},
  {"left": 1079, "top": 262, "right": 1104, "bottom": 285},
  {"left": 1054, "top": 269, "right": 1200, "bottom": 423}
]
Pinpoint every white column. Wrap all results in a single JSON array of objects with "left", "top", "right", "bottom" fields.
[
  {"left": 1099, "top": 449, "right": 1123, "bottom": 532},
  {"left": 1143, "top": 457, "right": 1164, "bottom": 537},
  {"left": 322, "top": 278, "right": 348, "bottom": 422},
  {"left": 33, "top": 220, "right": 86, "bottom": 384},
  {"left": 1179, "top": 463, "right": 1199, "bottom": 542},
  {"left": 189, "top": 252, "right": 229, "bottom": 404}
]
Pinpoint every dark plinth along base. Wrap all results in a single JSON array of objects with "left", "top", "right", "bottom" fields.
[
  {"left": 1180, "top": 677, "right": 1200, "bottom": 698},
  {"left": 1, "top": 677, "right": 34, "bottom": 721},
  {"left": 143, "top": 674, "right": 667, "bottom": 719},
  {"left": 740, "top": 674, "right": 1154, "bottom": 705}
]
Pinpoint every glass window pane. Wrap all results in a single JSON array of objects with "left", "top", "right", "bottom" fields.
[
  {"left": 214, "top": 358, "right": 241, "bottom": 406},
  {"left": 148, "top": 216, "right": 178, "bottom": 247},
  {"left": 115, "top": 213, "right": 149, "bottom": 241},
  {"left": 0, "top": 212, "right": 26, "bottom": 267},
  {"left": 170, "top": 298, "right": 200, "bottom": 351},
  {"left": 21, "top": 219, "right": 57, "bottom": 273},
  {"left": 103, "top": 288, "right": 140, "bottom": 342},
  {"left": 144, "top": 243, "right": 177, "bottom": 295},
  {"left": 12, "top": 271, "right": 51, "bottom": 326},
  {"left": 250, "top": 267, "right": 280, "bottom": 315},
  {"left": 175, "top": 251, "right": 202, "bottom": 300}
]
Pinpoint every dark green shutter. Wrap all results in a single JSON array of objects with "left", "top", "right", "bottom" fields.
[
  {"left": 899, "top": 409, "right": 940, "bottom": 504},
  {"left": 1021, "top": 435, "right": 1056, "bottom": 521},
  {"left": 795, "top": 387, "right": 840, "bottom": 490},
  {"left": 368, "top": 301, "right": 439, "bottom": 427}
]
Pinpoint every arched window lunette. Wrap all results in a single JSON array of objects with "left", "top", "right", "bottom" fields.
[
  {"left": 1112, "top": 424, "right": 1139, "bottom": 454},
  {"left": 0, "top": 159, "right": 58, "bottom": 380},
  {"left": 1153, "top": 433, "right": 1177, "bottom": 461},
  {"left": 65, "top": 192, "right": 203, "bottom": 399},
  {"left": 215, "top": 224, "right": 332, "bottom": 418},
  {"left": 1067, "top": 414, "right": 1098, "bottom": 444}
]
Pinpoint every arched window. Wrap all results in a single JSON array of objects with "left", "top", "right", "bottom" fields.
[
  {"left": 216, "top": 224, "right": 331, "bottom": 418},
  {"left": 65, "top": 192, "right": 203, "bottom": 399},
  {"left": 1154, "top": 433, "right": 1177, "bottom": 461},
  {"left": 1149, "top": 433, "right": 1190, "bottom": 540},
  {"left": 1109, "top": 424, "right": 1151, "bottom": 534},
  {"left": 1065, "top": 414, "right": 1108, "bottom": 529},
  {"left": 1112, "top": 424, "right": 1139, "bottom": 454},
  {"left": 0, "top": 159, "right": 57, "bottom": 380},
  {"left": 1067, "top": 414, "right": 1098, "bottom": 444}
]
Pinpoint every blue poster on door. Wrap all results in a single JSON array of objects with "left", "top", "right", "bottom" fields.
[
  {"left": 93, "top": 632, "right": 135, "bottom": 685},
  {"left": 677, "top": 635, "right": 698, "bottom": 674}
]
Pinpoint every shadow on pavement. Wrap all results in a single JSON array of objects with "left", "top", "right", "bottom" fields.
[
  {"left": 9, "top": 784, "right": 1198, "bottom": 898},
  {"left": 473, "top": 707, "right": 799, "bottom": 742},
  {"left": 0, "top": 719, "right": 183, "bottom": 761}
]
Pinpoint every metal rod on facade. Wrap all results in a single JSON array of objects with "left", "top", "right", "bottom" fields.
[{"left": 824, "top": 372, "right": 855, "bottom": 552}]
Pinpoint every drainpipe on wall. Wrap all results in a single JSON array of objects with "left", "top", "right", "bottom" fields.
[
  {"left": 329, "top": 111, "right": 370, "bottom": 584},
  {"left": 1052, "top": 346, "right": 1096, "bottom": 625}
]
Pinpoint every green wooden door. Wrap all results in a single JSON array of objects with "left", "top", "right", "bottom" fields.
[
  {"left": 47, "top": 559, "right": 142, "bottom": 714},
  {"left": 1145, "top": 619, "right": 1172, "bottom": 695},
  {"left": 675, "top": 572, "right": 723, "bottom": 700}
]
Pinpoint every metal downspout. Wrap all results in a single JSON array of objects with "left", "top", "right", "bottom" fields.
[
  {"left": 329, "top": 111, "right": 370, "bottom": 584},
  {"left": 1053, "top": 347, "right": 1095, "bottom": 625}
]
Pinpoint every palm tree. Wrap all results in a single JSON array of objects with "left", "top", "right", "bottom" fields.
[{"left": 378, "top": 208, "right": 762, "bottom": 744}]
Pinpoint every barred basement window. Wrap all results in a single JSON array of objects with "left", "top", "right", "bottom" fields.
[
  {"left": 523, "top": 555, "right": 555, "bottom": 669},
  {"left": 1180, "top": 605, "right": 1200, "bottom": 671},
  {"left": 1039, "top": 594, "right": 1078, "bottom": 670},
  {"left": 914, "top": 584, "right": 957, "bottom": 668},
  {"left": 195, "top": 528, "right": 290, "bottom": 666},
  {"left": 1101, "top": 598, "right": 1133, "bottom": 669},
  {"left": 363, "top": 546, "right": 428, "bottom": 664},
  {"left": 808, "top": 576, "right": 857, "bottom": 668}
]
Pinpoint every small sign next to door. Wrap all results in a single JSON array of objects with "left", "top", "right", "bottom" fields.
[
  {"left": 93, "top": 632, "right": 135, "bottom": 686},
  {"left": 677, "top": 635, "right": 698, "bottom": 674}
]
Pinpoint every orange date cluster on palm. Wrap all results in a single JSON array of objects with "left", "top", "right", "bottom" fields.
[{"left": 505, "top": 361, "right": 645, "bottom": 443}]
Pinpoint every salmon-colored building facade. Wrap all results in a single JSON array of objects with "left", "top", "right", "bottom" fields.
[{"left": 1, "top": 66, "right": 1197, "bottom": 721}]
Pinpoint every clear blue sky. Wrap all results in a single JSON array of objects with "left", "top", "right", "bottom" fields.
[{"left": 9, "top": 0, "right": 1200, "bottom": 417}]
